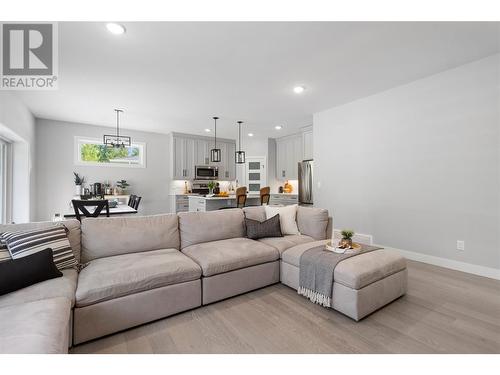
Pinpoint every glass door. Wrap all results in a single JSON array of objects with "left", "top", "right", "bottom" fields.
[{"left": 245, "top": 157, "right": 266, "bottom": 194}]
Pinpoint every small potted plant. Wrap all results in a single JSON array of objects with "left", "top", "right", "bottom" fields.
[
  {"left": 116, "top": 180, "right": 130, "bottom": 194},
  {"left": 340, "top": 229, "right": 355, "bottom": 248},
  {"left": 207, "top": 181, "right": 216, "bottom": 196},
  {"left": 73, "top": 172, "right": 85, "bottom": 195}
]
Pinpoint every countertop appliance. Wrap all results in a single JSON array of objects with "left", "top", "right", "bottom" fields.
[
  {"left": 195, "top": 165, "right": 218, "bottom": 180},
  {"left": 192, "top": 180, "right": 210, "bottom": 195},
  {"left": 298, "top": 159, "right": 313, "bottom": 205}
]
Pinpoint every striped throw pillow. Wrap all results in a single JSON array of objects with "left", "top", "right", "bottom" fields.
[
  {"left": 1, "top": 225, "right": 78, "bottom": 270},
  {"left": 0, "top": 241, "right": 11, "bottom": 263}
]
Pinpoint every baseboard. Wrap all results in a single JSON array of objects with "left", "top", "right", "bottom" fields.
[{"left": 380, "top": 245, "right": 500, "bottom": 281}]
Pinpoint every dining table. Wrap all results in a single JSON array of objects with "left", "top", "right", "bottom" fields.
[{"left": 63, "top": 204, "right": 137, "bottom": 218}]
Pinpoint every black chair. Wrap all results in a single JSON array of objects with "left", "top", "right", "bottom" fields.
[
  {"left": 127, "top": 195, "right": 137, "bottom": 207},
  {"left": 131, "top": 196, "right": 142, "bottom": 210},
  {"left": 72, "top": 200, "right": 109, "bottom": 222}
]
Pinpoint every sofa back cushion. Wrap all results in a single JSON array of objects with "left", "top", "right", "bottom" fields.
[
  {"left": 242, "top": 206, "right": 266, "bottom": 222},
  {"left": 178, "top": 209, "right": 245, "bottom": 249},
  {"left": 0, "top": 220, "right": 81, "bottom": 262},
  {"left": 296, "top": 206, "right": 329, "bottom": 240},
  {"left": 81, "top": 214, "right": 179, "bottom": 262}
]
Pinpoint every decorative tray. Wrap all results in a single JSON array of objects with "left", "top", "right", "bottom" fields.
[{"left": 325, "top": 240, "right": 362, "bottom": 254}]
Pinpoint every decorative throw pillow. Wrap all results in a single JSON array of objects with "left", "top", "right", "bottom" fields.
[
  {"left": 1, "top": 225, "right": 78, "bottom": 270},
  {"left": 0, "top": 241, "right": 11, "bottom": 263},
  {"left": 0, "top": 248, "right": 62, "bottom": 296},
  {"left": 245, "top": 214, "right": 283, "bottom": 240},
  {"left": 264, "top": 204, "right": 300, "bottom": 235}
]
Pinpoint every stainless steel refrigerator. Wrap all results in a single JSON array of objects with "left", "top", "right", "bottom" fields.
[{"left": 298, "top": 160, "right": 314, "bottom": 205}]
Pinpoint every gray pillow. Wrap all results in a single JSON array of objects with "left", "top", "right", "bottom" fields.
[{"left": 245, "top": 214, "right": 283, "bottom": 240}]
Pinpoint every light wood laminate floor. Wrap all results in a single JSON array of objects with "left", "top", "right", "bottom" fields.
[{"left": 71, "top": 260, "right": 500, "bottom": 354}]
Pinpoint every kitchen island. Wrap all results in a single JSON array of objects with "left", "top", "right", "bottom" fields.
[{"left": 188, "top": 195, "right": 261, "bottom": 211}]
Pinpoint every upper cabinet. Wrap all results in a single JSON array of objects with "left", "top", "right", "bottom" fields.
[
  {"left": 302, "top": 126, "right": 313, "bottom": 160},
  {"left": 172, "top": 136, "right": 195, "bottom": 180},
  {"left": 276, "top": 133, "right": 302, "bottom": 180},
  {"left": 275, "top": 126, "right": 313, "bottom": 181},
  {"left": 171, "top": 133, "right": 236, "bottom": 181}
]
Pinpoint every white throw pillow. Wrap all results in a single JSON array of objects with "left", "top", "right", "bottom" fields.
[{"left": 265, "top": 204, "right": 300, "bottom": 235}]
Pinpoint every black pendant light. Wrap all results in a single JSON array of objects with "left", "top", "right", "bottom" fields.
[
  {"left": 103, "top": 109, "right": 131, "bottom": 148},
  {"left": 210, "top": 116, "right": 221, "bottom": 162},
  {"left": 235, "top": 121, "right": 246, "bottom": 164}
]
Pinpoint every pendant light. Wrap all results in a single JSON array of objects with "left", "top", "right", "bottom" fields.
[
  {"left": 235, "top": 121, "right": 245, "bottom": 164},
  {"left": 210, "top": 116, "right": 221, "bottom": 162},
  {"left": 103, "top": 109, "right": 131, "bottom": 148}
]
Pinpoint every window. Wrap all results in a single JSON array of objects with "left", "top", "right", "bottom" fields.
[
  {"left": 75, "top": 137, "right": 146, "bottom": 168},
  {"left": 0, "top": 138, "right": 12, "bottom": 224}
]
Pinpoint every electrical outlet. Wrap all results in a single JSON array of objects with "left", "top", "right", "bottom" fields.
[{"left": 457, "top": 240, "right": 465, "bottom": 251}]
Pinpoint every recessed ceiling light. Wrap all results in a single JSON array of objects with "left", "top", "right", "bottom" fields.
[
  {"left": 274, "top": 125, "right": 283, "bottom": 130},
  {"left": 204, "top": 128, "right": 211, "bottom": 132},
  {"left": 247, "top": 133, "right": 254, "bottom": 137},
  {"left": 293, "top": 86, "right": 305, "bottom": 94},
  {"left": 106, "top": 23, "right": 126, "bottom": 35}
]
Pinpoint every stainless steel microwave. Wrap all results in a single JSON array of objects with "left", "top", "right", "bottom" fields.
[{"left": 195, "top": 165, "right": 219, "bottom": 180}]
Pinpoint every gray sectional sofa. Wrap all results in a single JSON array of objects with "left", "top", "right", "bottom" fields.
[{"left": 0, "top": 206, "right": 407, "bottom": 353}]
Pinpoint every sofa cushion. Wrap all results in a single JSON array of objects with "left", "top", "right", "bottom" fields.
[
  {"left": 297, "top": 206, "right": 329, "bottom": 240},
  {"left": 0, "top": 268, "right": 78, "bottom": 308},
  {"left": 75, "top": 248, "right": 201, "bottom": 307},
  {"left": 1, "top": 225, "right": 78, "bottom": 270},
  {"left": 242, "top": 206, "right": 266, "bottom": 222},
  {"left": 333, "top": 249, "right": 407, "bottom": 290},
  {"left": 265, "top": 205, "right": 300, "bottom": 235},
  {"left": 282, "top": 240, "right": 407, "bottom": 289},
  {"left": 182, "top": 237, "right": 279, "bottom": 277},
  {"left": 0, "top": 219, "right": 81, "bottom": 262},
  {"left": 258, "top": 234, "right": 314, "bottom": 254},
  {"left": 81, "top": 214, "right": 180, "bottom": 262},
  {"left": 0, "top": 297, "right": 71, "bottom": 354},
  {"left": 0, "top": 248, "right": 62, "bottom": 296},
  {"left": 178, "top": 209, "right": 245, "bottom": 249}
]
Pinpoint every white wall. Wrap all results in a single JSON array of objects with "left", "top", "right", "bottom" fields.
[
  {"left": 314, "top": 54, "right": 500, "bottom": 270},
  {"left": 0, "top": 92, "right": 36, "bottom": 223},
  {"left": 35, "top": 118, "right": 171, "bottom": 221}
]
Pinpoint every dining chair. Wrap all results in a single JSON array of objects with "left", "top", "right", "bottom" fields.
[
  {"left": 235, "top": 186, "right": 247, "bottom": 208},
  {"left": 71, "top": 200, "right": 110, "bottom": 222},
  {"left": 128, "top": 195, "right": 137, "bottom": 208},
  {"left": 131, "top": 196, "right": 142, "bottom": 210},
  {"left": 260, "top": 186, "right": 270, "bottom": 205},
  {"left": 218, "top": 186, "right": 247, "bottom": 209}
]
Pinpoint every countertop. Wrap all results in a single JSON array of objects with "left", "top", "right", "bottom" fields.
[{"left": 189, "top": 195, "right": 261, "bottom": 200}]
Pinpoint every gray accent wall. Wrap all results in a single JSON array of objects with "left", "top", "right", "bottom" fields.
[
  {"left": 35, "top": 118, "right": 171, "bottom": 221},
  {"left": 313, "top": 54, "right": 500, "bottom": 269}
]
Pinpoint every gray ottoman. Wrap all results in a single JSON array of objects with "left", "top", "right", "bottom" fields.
[{"left": 280, "top": 240, "right": 407, "bottom": 321}]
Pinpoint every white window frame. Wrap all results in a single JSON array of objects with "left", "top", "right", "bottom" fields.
[{"left": 74, "top": 136, "right": 146, "bottom": 168}]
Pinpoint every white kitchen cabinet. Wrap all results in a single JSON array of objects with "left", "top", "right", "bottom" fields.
[
  {"left": 172, "top": 136, "right": 195, "bottom": 179},
  {"left": 194, "top": 139, "right": 210, "bottom": 166},
  {"left": 208, "top": 140, "right": 235, "bottom": 181},
  {"left": 276, "top": 134, "right": 302, "bottom": 180},
  {"left": 302, "top": 127, "right": 313, "bottom": 160},
  {"left": 224, "top": 142, "right": 236, "bottom": 180},
  {"left": 269, "top": 194, "right": 298, "bottom": 206},
  {"left": 171, "top": 133, "right": 236, "bottom": 181}
]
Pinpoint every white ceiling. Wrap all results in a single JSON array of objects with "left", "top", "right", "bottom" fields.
[{"left": 15, "top": 22, "right": 500, "bottom": 138}]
